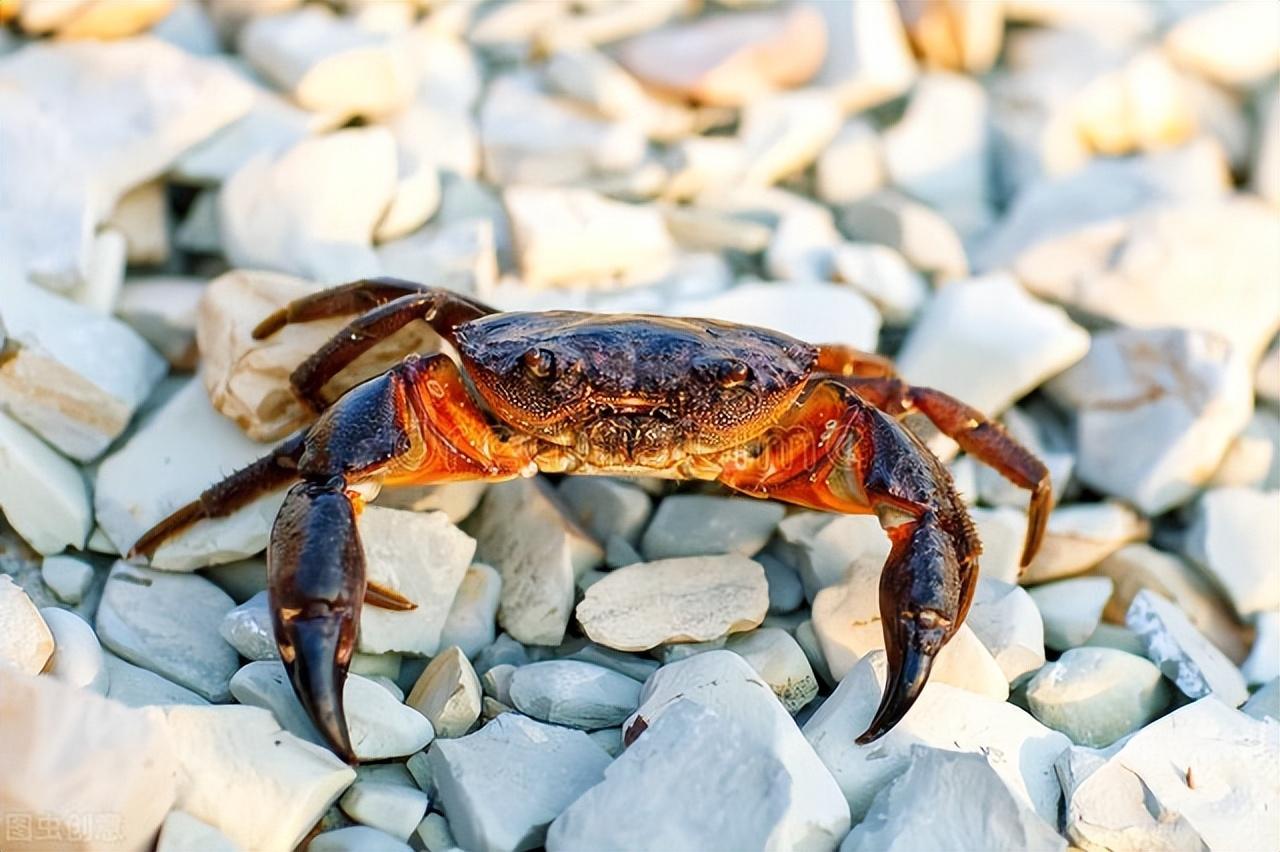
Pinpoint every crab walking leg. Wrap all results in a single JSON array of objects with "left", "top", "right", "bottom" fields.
[
  {"left": 133, "top": 354, "right": 534, "bottom": 760},
  {"left": 840, "top": 377, "right": 1052, "bottom": 566},
  {"left": 718, "top": 379, "right": 981, "bottom": 743},
  {"left": 813, "top": 343, "right": 898, "bottom": 379},
  {"left": 252, "top": 277, "right": 496, "bottom": 340},
  {"left": 254, "top": 281, "right": 494, "bottom": 409}
]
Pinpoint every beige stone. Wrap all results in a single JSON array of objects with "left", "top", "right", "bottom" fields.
[
  {"left": 107, "top": 180, "right": 170, "bottom": 267},
  {"left": 406, "top": 646, "right": 482, "bottom": 738},
  {"left": 196, "top": 269, "right": 437, "bottom": 442},
  {"left": 616, "top": 5, "right": 826, "bottom": 107},
  {"left": 0, "top": 575, "right": 54, "bottom": 675}
]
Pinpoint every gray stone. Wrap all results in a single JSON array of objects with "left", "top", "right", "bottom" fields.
[
  {"left": 775, "top": 512, "right": 888, "bottom": 601},
  {"left": 725, "top": 628, "right": 819, "bottom": 714},
  {"left": 308, "top": 826, "right": 412, "bottom": 852},
  {"left": 40, "top": 555, "right": 94, "bottom": 606},
  {"left": 95, "top": 561, "right": 238, "bottom": 701},
  {"left": 339, "top": 781, "right": 429, "bottom": 842},
  {"left": 548, "top": 700, "right": 806, "bottom": 852},
  {"left": 560, "top": 643, "right": 659, "bottom": 683},
  {"left": 841, "top": 747, "right": 1065, "bottom": 852},
  {"left": 481, "top": 664, "right": 516, "bottom": 705},
  {"left": 104, "top": 653, "right": 210, "bottom": 708},
  {"left": 626, "top": 651, "right": 850, "bottom": 847},
  {"left": 473, "top": 634, "right": 531, "bottom": 675},
  {"left": 1021, "top": 502, "right": 1149, "bottom": 584},
  {"left": 218, "top": 590, "right": 276, "bottom": 661},
  {"left": 428, "top": 714, "right": 612, "bottom": 852},
  {"left": 838, "top": 189, "right": 968, "bottom": 283},
  {"left": 1244, "top": 679, "right": 1280, "bottom": 721},
  {"left": 469, "top": 479, "right": 603, "bottom": 647},
  {"left": 1243, "top": 612, "right": 1279, "bottom": 686},
  {"left": 0, "top": 410, "right": 92, "bottom": 557},
  {"left": 438, "top": 563, "right": 501, "bottom": 660},
  {"left": 509, "top": 661, "right": 642, "bottom": 730},
  {"left": 1026, "top": 648, "right": 1172, "bottom": 747},
  {"left": 803, "top": 652, "right": 1069, "bottom": 824},
  {"left": 558, "top": 478, "right": 652, "bottom": 546},
  {"left": 414, "top": 812, "right": 456, "bottom": 852},
  {"left": 1184, "top": 488, "right": 1280, "bottom": 617},
  {"left": 1028, "top": 577, "right": 1114, "bottom": 651},
  {"left": 759, "top": 553, "right": 804, "bottom": 614},
  {"left": 640, "top": 495, "right": 783, "bottom": 561},
  {"left": 1126, "top": 590, "right": 1248, "bottom": 707},
  {"left": 156, "top": 810, "right": 239, "bottom": 852},
  {"left": 230, "top": 660, "right": 434, "bottom": 760}
]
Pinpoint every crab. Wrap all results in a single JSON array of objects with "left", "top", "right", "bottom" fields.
[{"left": 131, "top": 277, "right": 1052, "bottom": 763}]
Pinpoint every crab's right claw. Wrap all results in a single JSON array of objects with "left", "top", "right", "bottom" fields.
[
  {"left": 269, "top": 479, "right": 366, "bottom": 764},
  {"left": 856, "top": 510, "right": 965, "bottom": 745}
]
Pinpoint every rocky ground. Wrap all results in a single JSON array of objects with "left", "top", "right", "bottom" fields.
[{"left": 1, "top": 0, "right": 1279, "bottom": 850}]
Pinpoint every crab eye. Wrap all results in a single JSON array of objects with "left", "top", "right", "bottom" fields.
[
  {"left": 716, "top": 360, "right": 750, "bottom": 388},
  {"left": 522, "top": 348, "right": 555, "bottom": 378}
]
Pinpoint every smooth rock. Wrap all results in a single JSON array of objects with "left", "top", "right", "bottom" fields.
[
  {"left": 760, "top": 553, "right": 804, "bottom": 614},
  {"left": 725, "top": 628, "right": 819, "bottom": 713},
  {"left": 219, "top": 590, "right": 276, "bottom": 661},
  {"left": 1023, "top": 501, "right": 1149, "bottom": 583},
  {"left": 674, "top": 281, "right": 881, "bottom": 355},
  {"left": 816, "top": 120, "right": 885, "bottom": 206},
  {"left": 104, "top": 653, "right": 210, "bottom": 708},
  {"left": 505, "top": 186, "right": 675, "bottom": 288},
  {"left": 482, "top": 663, "right": 516, "bottom": 705},
  {"left": 0, "top": 281, "right": 166, "bottom": 462},
  {"left": 896, "top": 274, "right": 1089, "bottom": 426},
  {"left": 830, "top": 242, "right": 928, "bottom": 324},
  {"left": 469, "top": 479, "right": 602, "bottom": 647},
  {"left": 163, "top": 704, "right": 355, "bottom": 852},
  {"left": 406, "top": 646, "right": 482, "bottom": 739},
  {"left": 1017, "top": 197, "right": 1280, "bottom": 366},
  {"left": 1184, "top": 488, "right": 1280, "bottom": 616},
  {"left": 439, "top": 563, "right": 502, "bottom": 660},
  {"left": 40, "top": 607, "right": 108, "bottom": 694},
  {"left": 427, "top": 714, "right": 612, "bottom": 852},
  {"left": 803, "top": 652, "right": 1070, "bottom": 823},
  {"left": 842, "top": 746, "right": 1065, "bottom": 852},
  {"left": 40, "top": 555, "right": 94, "bottom": 606},
  {"left": 576, "top": 555, "right": 768, "bottom": 652},
  {"left": 808, "top": 0, "right": 917, "bottom": 112},
  {"left": 238, "top": 5, "right": 416, "bottom": 118},
  {"left": 1062, "top": 696, "right": 1279, "bottom": 851},
  {"left": 340, "top": 781, "right": 429, "bottom": 842},
  {"left": 811, "top": 563, "right": 1009, "bottom": 698},
  {"left": 156, "top": 810, "right": 240, "bottom": 852},
  {"left": 0, "top": 37, "right": 253, "bottom": 216},
  {"left": 1164, "top": 1, "right": 1280, "bottom": 87},
  {"left": 20, "top": 0, "right": 175, "bottom": 38},
  {"left": 0, "top": 668, "right": 177, "bottom": 852},
  {"left": 414, "top": 812, "right": 456, "bottom": 852},
  {"left": 95, "top": 561, "right": 238, "bottom": 702},
  {"left": 1126, "top": 590, "right": 1249, "bottom": 707},
  {"left": 1027, "top": 647, "right": 1171, "bottom": 747},
  {"left": 1097, "top": 543, "right": 1247, "bottom": 663},
  {"left": 558, "top": 478, "right": 652, "bottom": 546},
  {"left": 966, "top": 578, "right": 1046, "bottom": 682},
  {"left": 220, "top": 128, "right": 396, "bottom": 283},
  {"left": 230, "top": 661, "right": 434, "bottom": 760},
  {"left": 509, "top": 660, "right": 641, "bottom": 730},
  {"left": 480, "top": 73, "right": 646, "bottom": 188},
  {"left": 107, "top": 181, "right": 168, "bottom": 268},
  {"left": 1243, "top": 612, "right": 1279, "bottom": 686},
  {"left": 615, "top": 5, "right": 826, "bottom": 107},
  {"left": 883, "top": 72, "right": 993, "bottom": 237},
  {"left": 0, "top": 574, "right": 55, "bottom": 675},
  {"left": 560, "top": 642, "right": 660, "bottom": 683},
  {"left": 775, "top": 512, "right": 889, "bottom": 600},
  {"left": 1029, "top": 577, "right": 1115, "bottom": 652},
  {"left": 1083, "top": 623, "right": 1149, "bottom": 656},
  {"left": 1047, "top": 328, "right": 1254, "bottom": 515},
  {"left": 838, "top": 189, "right": 969, "bottom": 283},
  {"left": 549, "top": 699, "right": 815, "bottom": 852},
  {"left": 376, "top": 481, "right": 489, "bottom": 524},
  {"left": 473, "top": 634, "right": 532, "bottom": 675},
  {"left": 626, "top": 651, "right": 850, "bottom": 848},
  {"left": 115, "top": 277, "right": 203, "bottom": 369},
  {"left": 196, "top": 269, "right": 436, "bottom": 442},
  {"left": 737, "top": 90, "right": 843, "bottom": 187},
  {"left": 95, "top": 380, "right": 282, "bottom": 568},
  {"left": 1244, "top": 678, "right": 1280, "bottom": 721},
  {"left": 899, "top": 0, "right": 1003, "bottom": 73},
  {"left": 1254, "top": 86, "right": 1280, "bottom": 206},
  {"left": 640, "top": 495, "right": 783, "bottom": 561},
  {"left": 357, "top": 508, "right": 476, "bottom": 657},
  {"left": 310, "top": 826, "right": 411, "bottom": 852}
]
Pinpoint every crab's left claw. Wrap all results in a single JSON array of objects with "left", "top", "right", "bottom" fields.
[
  {"left": 269, "top": 479, "right": 366, "bottom": 763},
  {"left": 856, "top": 509, "right": 963, "bottom": 744}
]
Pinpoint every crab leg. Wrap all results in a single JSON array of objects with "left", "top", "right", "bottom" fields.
[
  {"left": 254, "top": 282, "right": 495, "bottom": 411},
  {"left": 719, "top": 379, "right": 982, "bottom": 742},
  {"left": 133, "top": 354, "right": 533, "bottom": 761},
  {"left": 838, "top": 377, "right": 1052, "bottom": 566}
]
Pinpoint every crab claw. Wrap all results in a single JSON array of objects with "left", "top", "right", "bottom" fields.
[
  {"left": 269, "top": 479, "right": 366, "bottom": 764},
  {"left": 856, "top": 509, "right": 966, "bottom": 745}
]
